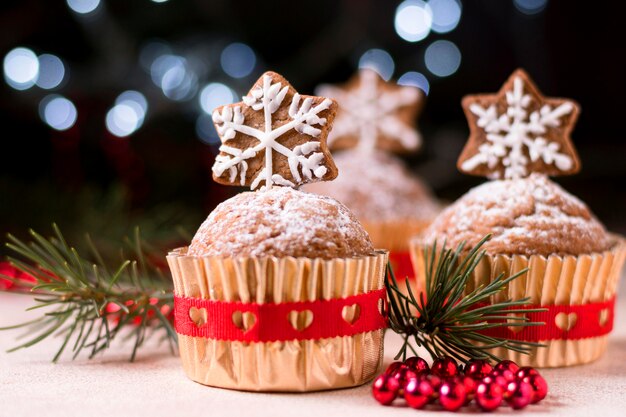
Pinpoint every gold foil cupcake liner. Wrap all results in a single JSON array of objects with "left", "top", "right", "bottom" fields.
[
  {"left": 410, "top": 236, "right": 626, "bottom": 367},
  {"left": 166, "top": 248, "right": 388, "bottom": 391}
]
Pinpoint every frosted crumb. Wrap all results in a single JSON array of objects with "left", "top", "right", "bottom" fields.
[
  {"left": 188, "top": 187, "right": 374, "bottom": 259},
  {"left": 422, "top": 173, "right": 611, "bottom": 256}
]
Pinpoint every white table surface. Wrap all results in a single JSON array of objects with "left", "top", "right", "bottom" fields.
[{"left": 1, "top": 278, "right": 626, "bottom": 417}]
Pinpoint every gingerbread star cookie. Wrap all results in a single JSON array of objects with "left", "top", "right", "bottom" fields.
[
  {"left": 458, "top": 69, "right": 580, "bottom": 180},
  {"left": 317, "top": 69, "right": 424, "bottom": 153},
  {"left": 211, "top": 71, "right": 338, "bottom": 190}
]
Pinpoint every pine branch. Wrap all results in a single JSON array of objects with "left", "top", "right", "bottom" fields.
[
  {"left": 0, "top": 224, "right": 176, "bottom": 362},
  {"left": 386, "top": 235, "right": 546, "bottom": 363}
]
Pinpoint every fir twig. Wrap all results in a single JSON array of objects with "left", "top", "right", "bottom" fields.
[
  {"left": 0, "top": 224, "right": 176, "bottom": 362},
  {"left": 386, "top": 235, "right": 546, "bottom": 363}
]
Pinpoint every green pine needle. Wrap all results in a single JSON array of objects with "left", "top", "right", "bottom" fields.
[
  {"left": 0, "top": 224, "right": 176, "bottom": 362},
  {"left": 386, "top": 235, "right": 547, "bottom": 363}
]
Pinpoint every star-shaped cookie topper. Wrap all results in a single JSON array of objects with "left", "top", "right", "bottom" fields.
[
  {"left": 316, "top": 69, "right": 424, "bottom": 153},
  {"left": 457, "top": 69, "right": 580, "bottom": 180},
  {"left": 211, "top": 71, "right": 338, "bottom": 190}
]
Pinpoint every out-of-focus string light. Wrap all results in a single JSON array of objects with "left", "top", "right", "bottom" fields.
[
  {"left": 151, "top": 54, "right": 198, "bottom": 101},
  {"left": 425, "top": 40, "right": 461, "bottom": 77},
  {"left": 3, "top": 47, "right": 39, "bottom": 90},
  {"left": 394, "top": 0, "right": 433, "bottom": 42},
  {"left": 196, "top": 114, "right": 220, "bottom": 145},
  {"left": 220, "top": 43, "right": 256, "bottom": 79},
  {"left": 66, "top": 0, "right": 101, "bottom": 14},
  {"left": 36, "top": 54, "right": 66, "bottom": 90},
  {"left": 199, "top": 83, "right": 236, "bottom": 114},
  {"left": 106, "top": 104, "right": 141, "bottom": 138},
  {"left": 139, "top": 41, "right": 172, "bottom": 72},
  {"left": 39, "top": 95, "right": 77, "bottom": 131},
  {"left": 429, "top": 0, "right": 462, "bottom": 34},
  {"left": 398, "top": 71, "right": 430, "bottom": 95},
  {"left": 513, "top": 0, "right": 548, "bottom": 15},
  {"left": 116, "top": 90, "right": 147, "bottom": 125},
  {"left": 358, "top": 49, "right": 395, "bottom": 81},
  {"left": 151, "top": 0, "right": 170, "bottom": 3}
]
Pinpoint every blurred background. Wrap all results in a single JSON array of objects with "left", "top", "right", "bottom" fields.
[{"left": 1, "top": 0, "right": 625, "bottom": 256}]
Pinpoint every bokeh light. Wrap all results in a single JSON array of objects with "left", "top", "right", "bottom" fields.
[
  {"left": 425, "top": 40, "right": 461, "bottom": 77},
  {"left": 221, "top": 43, "right": 256, "bottom": 79},
  {"left": 398, "top": 71, "right": 430, "bottom": 95},
  {"left": 36, "top": 54, "right": 66, "bottom": 90},
  {"left": 199, "top": 83, "right": 237, "bottom": 114},
  {"left": 106, "top": 104, "right": 141, "bottom": 137},
  {"left": 115, "top": 91, "right": 147, "bottom": 127},
  {"left": 196, "top": 114, "right": 221, "bottom": 145},
  {"left": 3, "top": 47, "right": 39, "bottom": 90},
  {"left": 151, "top": 54, "right": 198, "bottom": 101},
  {"left": 513, "top": 0, "right": 548, "bottom": 15},
  {"left": 429, "top": 0, "right": 462, "bottom": 34},
  {"left": 139, "top": 41, "right": 172, "bottom": 72},
  {"left": 39, "top": 95, "right": 77, "bottom": 131},
  {"left": 66, "top": 0, "right": 101, "bottom": 15},
  {"left": 394, "top": 0, "right": 433, "bottom": 42},
  {"left": 358, "top": 48, "right": 395, "bottom": 81}
]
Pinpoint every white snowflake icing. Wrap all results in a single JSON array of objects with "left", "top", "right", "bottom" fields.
[
  {"left": 212, "top": 74, "right": 333, "bottom": 190},
  {"left": 462, "top": 76, "right": 575, "bottom": 180},
  {"left": 318, "top": 70, "right": 421, "bottom": 152}
]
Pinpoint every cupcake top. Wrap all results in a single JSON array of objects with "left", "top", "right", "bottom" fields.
[
  {"left": 188, "top": 187, "right": 374, "bottom": 259},
  {"left": 303, "top": 150, "right": 440, "bottom": 222},
  {"left": 421, "top": 173, "right": 611, "bottom": 256}
]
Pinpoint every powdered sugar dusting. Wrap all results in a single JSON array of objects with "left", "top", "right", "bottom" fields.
[
  {"left": 422, "top": 173, "right": 611, "bottom": 256},
  {"left": 188, "top": 187, "right": 374, "bottom": 259},
  {"left": 303, "top": 150, "right": 440, "bottom": 222}
]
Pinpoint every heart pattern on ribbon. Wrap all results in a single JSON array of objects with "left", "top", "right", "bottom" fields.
[
  {"left": 288, "top": 310, "right": 314, "bottom": 331},
  {"left": 189, "top": 306, "right": 208, "bottom": 326},
  {"left": 232, "top": 311, "right": 257, "bottom": 332},
  {"left": 555, "top": 312, "right": 577, "bottom": 331},
  {"left": 342, "top": 304, "right": 361, "bottom": 325}
]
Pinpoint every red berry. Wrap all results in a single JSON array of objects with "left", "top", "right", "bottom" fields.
[
  {"left": 423, "top": 373, "right": 443, "bottom": 397},
  {"left": 491, "top": 369, "right": 517, "bottom": 383},
  {"left": 438, "top": 379, "right": 467, "bottom": 411},
  {"left": 506, "top": 380, "right": 534, "bottom": 409},
  {"left": 517, "top": 366, "right": 539, "bottom": 380},
  {"left": 404, "top": 356, "right": 430, "bottom": 374},
  {"left": 483, "top": 374, "right": 508, "bottom": 391},
  {"left": 372, "top": 374, "right": 400, "bottom": 405},
  {"left": 431, "top": 356, "right": 458, "bottom": 378},
  {"left": 494, "top": 360, "right": 520, "bottom": 374},
  {"left": 464, "top": 359, "right": 493, "bottom": 379},
  {"left": 475, "top": 380, "right": 504, "bottom": 411},
  {"left": 459, "top": 375, "right": 477, "bottom": 405},
  {"left": 404, "top": 376, "right": 435, "bottom": 409},
  {"left": 385, "top": 361, "right": 404, "bottom": 375},
  {"left": 390, "top": 365, "right": 418, "bottom": 387},
  {"left": 524, "top": 374, "right": 548, "bottom": 404}
]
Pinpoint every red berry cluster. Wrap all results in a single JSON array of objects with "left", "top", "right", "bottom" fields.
[{"left": 372, "top": 356, "right": 548, "bottom": 412}]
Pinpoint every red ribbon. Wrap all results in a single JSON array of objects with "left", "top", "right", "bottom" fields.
[
  {"left": 174, "top": 288, "right": 387, "bottom": 343},
  {"left": 389, "top": 251, "right": 415, "bottom": 280},
  {"left": 478, "top": 297, "right": 615, "bottom": 341}
]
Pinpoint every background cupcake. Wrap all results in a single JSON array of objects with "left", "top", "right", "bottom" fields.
[
  {"left": 412, "top": 69, "right": 626, "bottom": 367},
  {"left": 167, "top": 71, "right": 387, "bottom": 391},
  {"left": 305, "top": 69, "right": 440, "bottom": 279}
]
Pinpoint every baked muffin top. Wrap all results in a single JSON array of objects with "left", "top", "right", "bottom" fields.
[
  {"left": 188, "top": 186, "right": 374, "bottom": 259},
  {"left": 304, "top": 150, "right": 440, "bottom": 222},
  {"left": 421, "top": 173, "right": 611, "bottom": 256}
]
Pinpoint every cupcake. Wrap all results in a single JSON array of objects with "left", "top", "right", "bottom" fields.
[
  {"left": 307, "top": 70, "right": 440, "bottom": 279},
  {"left": 304, "top": 150, "right": 440, "bottom": 252},
  {"left": 167, "top": 72, "right": 387, "bottom": 392},
  {"left": 411, "top": 69, "right": 626, "bottom": 367}
]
